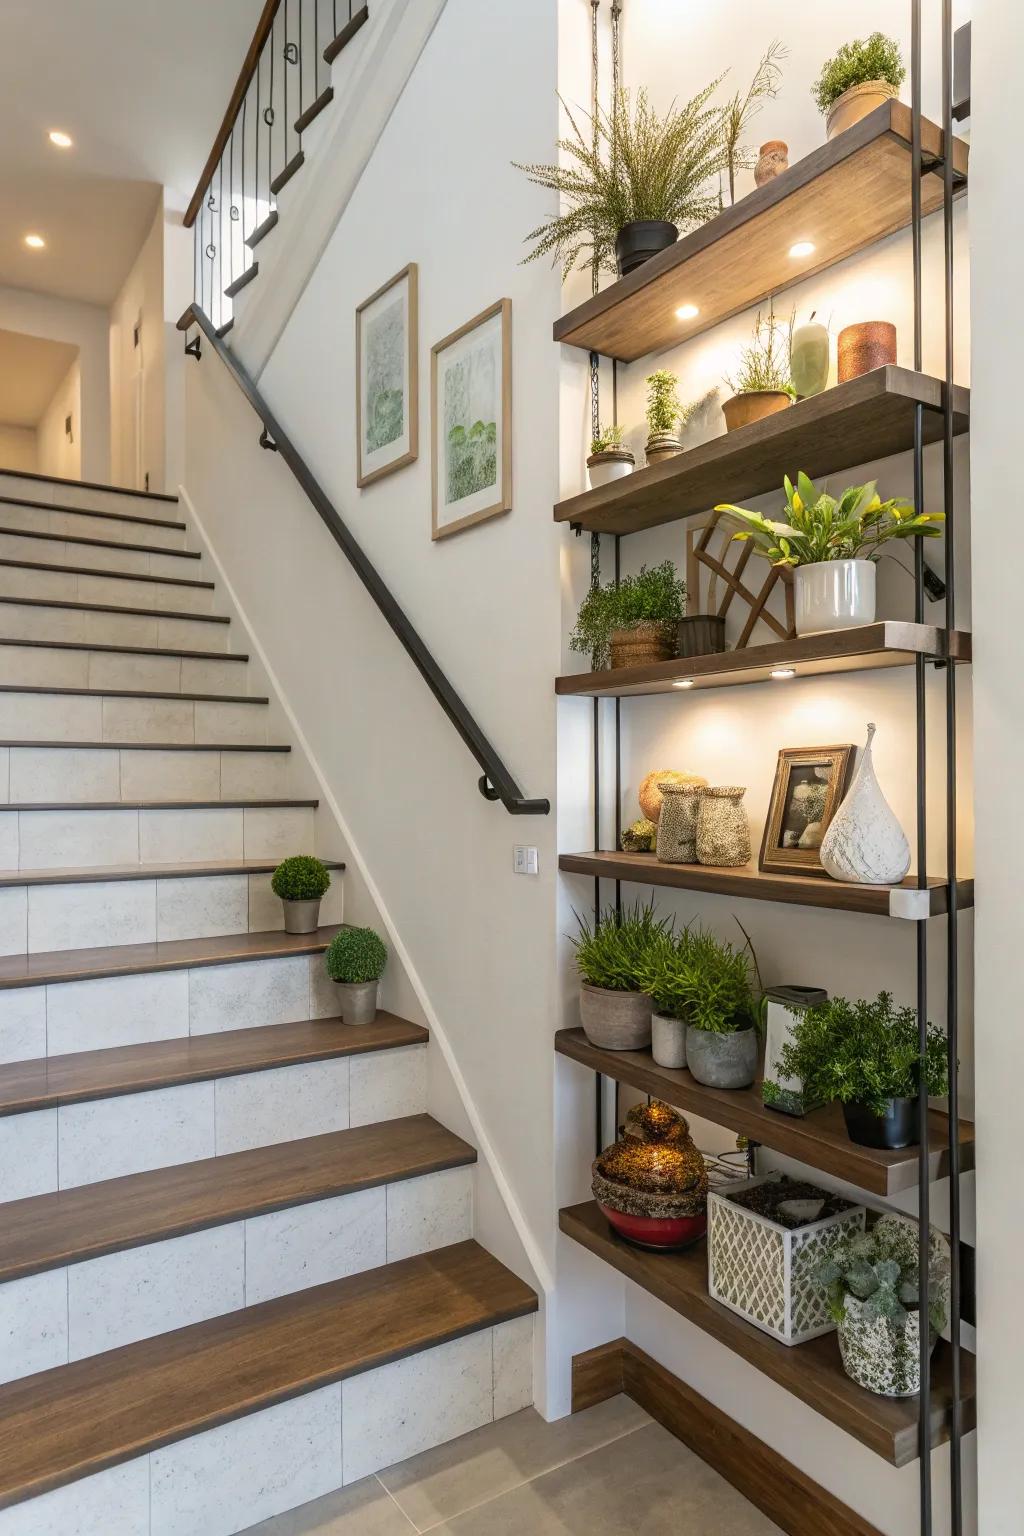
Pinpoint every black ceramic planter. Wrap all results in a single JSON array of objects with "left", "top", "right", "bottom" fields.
[
  {"left": 615, "top": 220, "right": 678, "bottom": 277},
  {"left": 677, "top": 615, "right": 727, "bottom": 658},
  {"left": 843, "top": 1096, "right": 920, "bottom": 1150}
]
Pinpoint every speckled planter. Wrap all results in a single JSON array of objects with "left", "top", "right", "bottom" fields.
[
  {"left": 837, "top": 1296, "right": 935, "bottom": 1397},
  {"left": 686, "top": 1025, "right": 759, "bottom": 1089},
  {"left": 334, "top": 979, "right": 378, "bottom": 1026},
  {"left": 651, "top": 1013, "right": 687, "bottom": 1069},
  {"left": 579, "top": 984, "right": 652, "bottom": 1051}
]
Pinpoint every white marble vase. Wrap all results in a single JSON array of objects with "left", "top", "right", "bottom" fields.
[{"left": 820, "top": 723, "right": 911, "bottom": 885}]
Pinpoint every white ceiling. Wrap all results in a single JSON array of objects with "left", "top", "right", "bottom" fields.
[
  {"left": 0, "top": 329, "right": 79, "bottom": 426},
  {"left": 0, "top": 0, "right": 263, "bottom": 306}
]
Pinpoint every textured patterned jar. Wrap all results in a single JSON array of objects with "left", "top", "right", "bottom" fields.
[
  {"left": 837, "top": 1298, "right": 935, "bottom": 1397},
  {"left": 754, "top": 139, "right": 789, "bottom": 186},
  {"left": 696, "top": 786, "right": 750, "bottom": 867},
  {"left": 656, "top": 784, "right": 705, "bottom": 863}
]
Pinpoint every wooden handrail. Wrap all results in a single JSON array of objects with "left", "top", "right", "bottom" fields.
[{"left": 184, "top": 0, "right": 282, "bottom": 229}]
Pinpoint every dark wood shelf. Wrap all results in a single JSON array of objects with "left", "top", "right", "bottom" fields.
[
  {"left": 556, "top": 369, "right": 970, "bottom": 535},
  {"left": 557, "top": 622, "right": 970, "bottom": 698},
  {"left": 558, "top": 851, "right": 972, "bottom": 919},
  {"left": 560, "top": 1202, "right": 974, "bottom": 1466},
  {"left": 554, "top": 104, "right": 969, "bottom": 361},
  {"left": 556, "top": 1029, "right": 972, "bottom": 1197}
]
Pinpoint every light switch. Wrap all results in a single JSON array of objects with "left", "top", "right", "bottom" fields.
[{"left": 513, "top": 845, "right": 539, "bottom": 875}]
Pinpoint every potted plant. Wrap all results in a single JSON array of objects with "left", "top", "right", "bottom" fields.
[
  {"left": 570, "top": 561, "right": 686, "bottom": 670},
  {"left": 722, "top": 305, "right": 795, "bottom": 431},
  {"left": 716, "top": 473, "right": 945, "bottom": 635},
  {"left": 722, "top": 41, "right": 788, "bottom": 203},
  {"left": 812, "top": 33, "right": 906, "bottom": 141},
  {"left": 270, "top": 856, "right": 332, "bottom": 934},
  {"left": 638, "top": 928, "right": 689, "bottom": 1068},
  {"left": 514, "top": 83, "right": 727, "bottom": 278},
  {"left": 587, "top": 424, "right": 634, "bottom": 488},
  {"left": 774, "top": 990, "right": 949, "bottom": 1149},
  {"left": 678, "top": 924, "right": 763, "bottom": 1089},
  {"left": 324, "top": 926, "right": 387, "bottom": 1026},
  {"left": 645, "top": 371, "right": 684, "bottom": 463},
  {"left": 570, "top": 899, "right": 671, "bottom": 1051},
  {"left": 813, "top": 1215, "right": 950, "bottom": 1397}
]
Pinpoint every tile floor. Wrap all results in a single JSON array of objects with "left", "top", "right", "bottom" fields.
[{"left": 242, "top": 1395, "right": 784, "bottom": 1535}]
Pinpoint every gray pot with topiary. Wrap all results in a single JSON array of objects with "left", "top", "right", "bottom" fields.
[
  {"left": 324, "top": 926, "right": 387, "bottom": 1025},
  {"left": 271, "top": 855, "right": 332, "bottom": 934}
]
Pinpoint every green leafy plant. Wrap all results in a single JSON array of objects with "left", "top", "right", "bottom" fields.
[
  {"left": 775, "top": 991, "right": 948, "bottom": 1116},
  {"left": 812, "top": 33, "right": 906, "bottom": 115},
  {"left": 639, "top": 920, "right": 762, "bottom": 1032},
  {"left": 325, "top": 927, "right": 387, "bottom": 985},
  {"left": 590, "top": 423, "right": 627, "bottom": 455},
  {"left": 570, "top": 561, "right": 687, "bottom": 670},
  {"left": 571, "top": 899, "right": 673, "bottom": 992},
  {"left": 646, "top": 371, "right": 682, "bottom": 435},
  {"left": 513, "top": 83, "right": 728, "bottom": 279},
  {"left": 722, "top": 40, "right": 788, "bottom": 203},
  {"left": 270, "top": 856, "right": 331, "bottom": 903},
  {"left": 726, "top": 304, "right": 795, "bottom": 397},
  {"left": 717, "top": 472, "right": 944, "bottom": 567},
  {"left": 813, "top": 1214, "right": 948, "bottom": 1332}
]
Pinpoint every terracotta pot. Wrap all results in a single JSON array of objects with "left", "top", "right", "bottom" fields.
[
  {"left": 587, "top": 449, "right": 635, "bottom": 488},
  {"left": 579, "top": 983, "right": 653, "bottom": 1051},
  {"left": 645, "top": 431, "right": 684, "bottom": 465},
  {"left": 609, "top": 621, "right": 675, "bottom": 669},
  {"left": 838, "top": 321, "right": 897, "bottom": 382},
  {"left": 721, "top": 391, "right": 792, "bottom": 432},
  {"left": 826, "top": 80, "right": 898, "bottom": 141},
  {"left": 754, "top": 139, "right": 789, "bottom": 186}
]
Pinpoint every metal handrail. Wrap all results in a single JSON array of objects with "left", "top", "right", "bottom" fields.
[{"left": 178, "top": 303, "right": 550, "bottom": 816}]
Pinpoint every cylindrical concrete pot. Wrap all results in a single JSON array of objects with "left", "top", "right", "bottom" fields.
[
  {"left": 579, "top": 983, "right": 653, "bottom": 1051},
  {"left": 334, "top": 979, "right": 379, "bottom": 1027},
  {"left": 651, "top": 1013, "right": 687, "bottom": 1069},
  {"left": 686, "top": 1025, "right": 759, "bottom": 1089},
  {"left": 282, "top": 897, "right": 322, "bottom": 934},
  {"left": 826, "top": 80, "right": 898, "bottom": 141},
  {"left": 793, "top": 559, "right": 876, "bottom": 635}
]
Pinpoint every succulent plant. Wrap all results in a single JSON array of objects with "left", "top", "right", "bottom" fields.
[{"left": 620, "top": 818, "right": 657, "bottom": 853}]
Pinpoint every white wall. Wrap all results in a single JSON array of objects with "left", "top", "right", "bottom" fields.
[
  {"left": 109, "top": 200, "right": 165, "bottom": 492},
  {"left": 0, "top": 424, "right": 37, "bottom": 472},
  {"left": 36, "top": 356, "right": 82, "bottom": 480},
  {"left": 0, "top": 288, "right": 108, "bottom": 483}
]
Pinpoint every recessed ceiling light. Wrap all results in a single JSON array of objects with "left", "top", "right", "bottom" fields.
[
  {"left": 672, "top": 678, "right": 696, "bottom": 689},
  {"left": 48, "top": 130, "right": 73, "bottom": 149},
  {"left": 789, "top": 240, "right": 816, "bottom": 259},
  {"left": 675, "top": 303, "right": 699, "bottom": 320},
  {"left": 770, "top": 667, "right": 796, "bottom": 680},
  {"left": 24, "top": 234, "right": 45, "bottom": 250}
]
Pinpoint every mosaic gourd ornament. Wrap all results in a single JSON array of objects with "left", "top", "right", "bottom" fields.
[{"left": 819, "top": 723, "right": 911, "bottom": 885}]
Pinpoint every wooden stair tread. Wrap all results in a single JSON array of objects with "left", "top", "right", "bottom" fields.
[
  {"left": 0, "top": 526, "right": 200, "bottom": 561},
  {"left": 0, "top": 557, "right": 212, "bottom": 590},
  {"left": 0, "top": 1115, "right": 469, "bottom": 1282},
  {"left": 0, "top": 1014, "right": 426, "bottom": 1118},
  {"left": 0, "top": 922, "right": 340, "bottom": 992},
  {"left": 0, "top": 637, "right": 245, "bottom": 662},
  {"left": 0, "top": 471, "right": 179, "bottom": 507},
  {"left": 560, "top": 1202, "right": 974, "bottom": 1466},
  {"left": 0, "top": 494, "right": 183, "bottom": 532},
  {"left": 0, "top": 856, "right": 342, "bottom": 889},
  {"left": 0, "top": 740, "right": 289, "bottom": 752},
  {"left": 0, "top": 1240, "right": 535, "bottom": 1510},
  {"left": 0, "top": 683, "right": 265, "bottom": 704},
  {"left": 0, "top": 797, "right": 316, "bottom": 810},
  {"left": 0, "top": 595, "right": 228, "bottom": 623}
]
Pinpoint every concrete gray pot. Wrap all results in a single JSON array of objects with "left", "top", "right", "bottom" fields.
[
  {"left": 651, "top": 1013, "right": 687, "bottom": 1069},
  {"left": 335, "top": 979, "right": 379, "bottom": 1026},
  {"left": 579, "top": 984, "right": 652, "bottom": 1051},
  {"left": 686, "top": 1024, "right": 759, "bottom": 1089},
  {"left": 282, "top": 898, "right": 321, "bottom": 934}
]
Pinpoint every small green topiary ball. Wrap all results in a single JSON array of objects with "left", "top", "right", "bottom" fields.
[
  {"left": 271, "top": 855, "right": 332, "bottom": 902},
  {"left": 325, "top": 926, "right": 387, "bottom": 984}
]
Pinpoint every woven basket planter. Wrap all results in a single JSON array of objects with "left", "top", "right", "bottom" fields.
[
  {"left": 609, "top": 622, "right": 676, "bottom": 669},
  {"left": 707, "top": 1175, "right": 866, "bottom": 1346}
]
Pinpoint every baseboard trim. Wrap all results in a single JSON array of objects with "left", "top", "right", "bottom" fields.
[{"left": 572, "top": 1340, "right": 882, "bottom": 1536}]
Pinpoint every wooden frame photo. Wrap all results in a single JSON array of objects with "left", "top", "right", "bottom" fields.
[
  {"left": 356, "top": 262, "right": 418, "bottom": 488},
  {"left": 759, "top": 744, "right": 854, "bottom": 877},
  {"left": 431, "top": 297, "right": 512, "bottom": 540}
]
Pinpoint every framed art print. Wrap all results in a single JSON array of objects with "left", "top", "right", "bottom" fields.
[
  {"left": 431, "top": 298, "right": 512, "bottom": 540},
  {"left": 759, "top": 744, "right": 854, "bottom": 876},
  {"left": 356, "top": 263, "right": 418, "bottom": 487}
]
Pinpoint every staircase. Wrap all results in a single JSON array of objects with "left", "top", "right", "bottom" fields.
[{"left": 0, "top": 470, "right": 537, "bottom": 1535}]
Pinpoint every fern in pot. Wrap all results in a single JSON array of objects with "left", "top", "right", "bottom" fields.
[
  {"left": 570, "top": 899, "right": 671, "bottom": 1051},
  {"left": 271, "top": 855, "right": 331, "bottom": 934},
  {"left": 587, "top": 424, "right": 635, "bottom": 489},
  {"left": 324, "top": 926, "right": 387, "bottom": 1026},
  {"left": 716, "top": 472, "right": 944, "bottom": 635},
  {"left": 570, "top": 561, "right": 686, "bottom": 671}
]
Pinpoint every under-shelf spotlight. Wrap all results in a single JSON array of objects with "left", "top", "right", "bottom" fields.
[
  {"left": 788, "top": 240, "right": 816, "bottom": 259},
  {"left": 23, "top": 233, "right": 46, "bottom": 250},
  {"left": 770, "top": 667, "right": 796, "bottom": 680},
  {"left": 675, "top": 303, "right": 699, "bottom": 321},
  {"left": 672, "top": 678, "right": 696, "bottom": 689},
  {"left": 48, "top": 130, "right": 73, "bottom": 149}
]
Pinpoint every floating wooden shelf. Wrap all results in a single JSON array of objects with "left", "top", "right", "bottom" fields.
[
  {"left": 556, "top": 622, "right": 970, "bottom": 698},
  {"left": 556, "top": 369, "right": 970, "bottom": 535},
  {"left": 555, "top": 1029, "right": 973, "bottom": 1197},
  {"left": 558, "top": 851, "right": 973, "bottom": 919},
  {"left": 560, "top": 1201, "right": 974, "bottom": 1466},
  {"left": 553, "top": 104, "right": 969, "bottom": 361}
]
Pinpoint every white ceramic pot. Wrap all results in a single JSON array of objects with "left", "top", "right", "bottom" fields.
[
  {"left": 793, "top": 560, "right": 876, "bottom": 635},
  {"left": 651, "top": 1013, "right": 687, "bottom": 1069},
  {"left": 587, "top": 452, "right": 635, "bottom": 488}
]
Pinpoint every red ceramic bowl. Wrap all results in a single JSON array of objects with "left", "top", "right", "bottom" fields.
[{"left": 598, "top": 1203, "right": 707, "bottom": 1252}]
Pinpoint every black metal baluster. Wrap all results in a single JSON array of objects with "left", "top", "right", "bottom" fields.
[
  {"left": 314, "top": 0, "right": 319, "bottom": 100},
  {"left": 299, "top": 0, "right": 305, "bottom": 123},
  {"left": 284, "top": 0, "right": 290, "bottom": 167},
  {"left": 241, "top": 86, "right": 248, "bottom": 251},
  {"left": 227, "top": 136, "right": 235, "bottom": 297},
  {"left": 268, "top": 11, "right": 276, "bottom": 189}
]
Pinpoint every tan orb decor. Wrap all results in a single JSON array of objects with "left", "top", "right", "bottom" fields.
[{"left": 638, "top": 769, "right": 708, "bottom": 825}]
